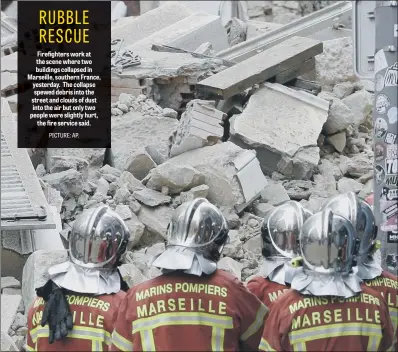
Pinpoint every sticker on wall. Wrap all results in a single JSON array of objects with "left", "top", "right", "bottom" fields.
[
  {"left": 375, "top": 142, "right": 385, "bottom": 161},
  {"left": 385, "top": 176, "right": 398, "bottom": 188},
  {"left": 375, "top": 94, "right": 391, "bottom": 114},
  {"left": 385, "top": 158, "right": 397, "bottom": 176},
  {"left": 375, "top": 73, "right": 385, "bottom": 92},
  {"left": 374, "top": 49, "right": 389, "bottom": 73},
  {"left": 385, "top": 132, "right": 397, "bottom": 145},
  {"left": 386, "top": 144, "right": 398, "bottom": 160},
  {"left": 387, "top": 106, "right": 397, "bottom": 125},
  {"left": 380, "top": 186, "right": 398, "bottom": 201},
  {"left": 387, "top": 231, "right": 398, "bottom": 243},
  {"left": 375, "top": 165, "right": 386, "bottom": 185},
  {"left": 384, "top": 62, "right": 398, "bottom": 87},
  {"left": 375, "top": 117, "right": 388, "bottom": 138},
  {"left": 380, "top": 200, "right": 398, "bottom": 232},
  {"left": 386, "top": 254, "right": 398, "bottom": 271}
]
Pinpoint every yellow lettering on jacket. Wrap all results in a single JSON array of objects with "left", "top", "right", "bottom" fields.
[
  {"left": 136, "top": 298, "right": 228, "bottom": 318},
  {"left": 71, "top": 311, "right": 105, "bottom": 328},
  {"left": 291, "top": 308, "right": 381, "bottom": 330},
  {"left": 289, "top": 293, "right": 380, "bottom": 314},
  {"left": 135, "top": 283, "right": 228, "bottom": 302},
  {"left": 365, "top": 276, "right": 398, "bottom": 290},
  {"left": 268, "top": 289, "right": 290, "bottom": 303},
  {"left": 380, "top": 291, "right": 398, "bottom": 308},
  {"left": 65, "top": 295, "right": 110, "bottom": 312}
]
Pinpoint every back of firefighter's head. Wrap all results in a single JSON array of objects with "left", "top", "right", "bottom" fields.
[
  {"left": 69, "top": 205, "right": 130, "bottom": 270},
  {"left": 165, "top": 198, "right": 229, "bottom": 262},
  {"left": 261, "top": 201, "right": 313, "bottom": 259},
  {"left": 299, "top": 208, "right": 357, "bottom": 275},
  {"left": 321, "top": 192, "right": 378, "bottom": 260}
]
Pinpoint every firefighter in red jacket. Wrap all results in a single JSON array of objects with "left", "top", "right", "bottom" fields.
[
  {"left": 322, "top": 191, "right": 398, "bottom": 351},
  {"left": 111, "top": 198, "right": 268, "bottom": 352},
  {"left": 247, "top": 201, "right": 312, "bottom": 307},
  {"left": 26, "top": 205, "right": 130, "bottom": 351},
  {"left": 259, "top": 208, "right": 394, "bottom": 352}
]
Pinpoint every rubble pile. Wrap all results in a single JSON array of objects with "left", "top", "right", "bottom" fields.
[{"left": 1, "top": 2, "right": 375, "bottom": 349}]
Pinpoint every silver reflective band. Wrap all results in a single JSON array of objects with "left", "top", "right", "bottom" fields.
[{"left": 241, "top": 303, "right": 268, "bottom": 341}]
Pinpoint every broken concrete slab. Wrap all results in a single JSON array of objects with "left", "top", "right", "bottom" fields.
[
  {"left": 180, "top": 184, "right": 209, "bottom": 203},
  {"left": 46, "top": 149, "right": 106, "bottom": 182},
  {"left": 111, "top": 2, "right": 194, "bottom": 48},
  {"left": 21, "top": 250, "right": 68, "bottom": 310},
  {"left": 110, "top": 112, "right": 178, "bottom": 171},
  {"left": 1, "top": 71, "right": 17, "bottom": 92},
  {"left": 260, "top": 183, "right": 290, "bottom": 206},
  {"left": 169, "top": 100, "right": 225, "bottom": 158},
  {"left": 231, "top": 82, "right": 328, "bottom": 178},
  {"left": 225, "top": 18, "right": 247, "bottom": 47},
  {"left": 41, "top": 169, "right": 84, "bottom": 198},
  {"left": 137, "top": 205, "right": 173, "bottom": 240},
  {"left": 125, "top": 148, "right": 157, "bottom": 181},
  {"left": 243, "top": 234, "right": 262, "bottom": 257},
  {"left": 246, "top": 20, "right": 283, "bottom": 40},
  {"left": 252, "top": 202, "right": 275, "bottom": 218},
  {"left": 1, "top": 294, "right": 22, "bottom": 333},
  {"left": 118, "top": 263, "right": 148, "bottom": 287},
  {"left": 130, "top": 12, "right": 229, "bottom": 53},
  {"left": 1, "top": 97, "right": 12, "bottom": 116},
  {"left": 99, "top": 164, "right": 122, "bottom": 178},
  {"left": 133, "top": 188, "right": 171, "bottom": 207},
  {"left": 197, "top": 36, "right": 323, "bottom": 99},
  {"left": 115, "top": 204, "right": 132, "bottom": 220},
  {"left": 145, "top": 163, "right": 206, "bottom": 195}
]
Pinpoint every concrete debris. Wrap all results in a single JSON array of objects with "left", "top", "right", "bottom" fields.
[
  {"left": 145, "top": 162, "right": 206, "bottom": 195},
  {"left": 331, "top": 81, "right": 357, "bottom": 99},
  {"left": 225, "top": 18, "right": 247, "bottom": 47},
  {"left": 197, "top": 36, "right": 323, "bottom": 99},
  {"left": 110, "top": 112, "right": 178, "bottom": 171},
  {"left": 315, "top": 37, "right": 357, "bottom": 89},
  {"left": 231, "top": 83, "right": 328, "bottom": 179},
  {"left": 118, "top": 263, "right": 148, "bottom": 287},
  {"left": 100, "top": 164, "right": 122, "bottom": 178},
  {"left": 46, "top": 148, "right": 105, "bottom": 182},
  {"left": 252, "top": 202, "right": 275, "bottom": 218},
  {"left": 194, "top": 42, "right": 215, "bottom": 56},
  {"left": 41, "top": 169, "right": 84, "bottom": 198},
  {"left": 222, "top": 230, "right": 244, "bottom": 259},
  {"left": 243, "top": 234, "right": 262, "bottom": 257},
  {"left": 1, "top": 277, "right": 21, "bottom": 290},
  {"left": 162, "top": 108, "right": 178, "bottom": 119},
  {"left": 327, "top": 131, "right": 346, "bottom": 153},
  {"left": 260, "top": 183, "right": 290, "bottom": 206},
  {"left": 1, "top": 294, "right": 22, "bottom": 333},
  {"left": 341, "top": 89, "right": 373, "bottom": 127},
  {"left": 137, "top": 205, "right": 173, "bottom": 240},
  {"left": 22, "top": 250, "right": 68, "bottom": 310},
  {"left": 217, "top": 257, "right": 243, "bottom": 281},
  {"left": 246, "top": 20, "right": 283, "bottom": 39},
  {"left": 1, "top": 331, "right": 18, "bottom": 351},
  {"left": 169, "top": 100, "right": 225, "bottom": 158},
  {"left": 124, "top": 214, "right": 145, "bottom": 249},
  {"left": 111, "top": 2, "right": 194, "bottom": 48},
  {"left": 337, "top": 177, "right": 364, "bottom": 194},
  {"left": 180, "top": 185, "right": 210, "bottom": 203},
  {"left": 35, "top": 164, "right": 46, "bottom": 177},
  {"left": 117, "top": 171, "right": 145, "bottom": 193},
  {"left": 125, "top": 148, "right": 157, "bottom": 181},
  {"left": 283, "top": 180, "right": 314, "bottom": 201},
  {"left": 130, "top": 12, "right": 229, "bottom": 53},
  {"left": 115, "top": 204, "right": 132, "bottom": 220},
  {"left": 133, "top": 188, "right": 171, "bottom": 207}
]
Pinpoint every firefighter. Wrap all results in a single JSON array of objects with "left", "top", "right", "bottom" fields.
[
  {"left": 111, "top": 198, "right": 268, "bottom": 352},
  {"left": 259, "top": 208, "right": 394, "bottom": 351},
  {"left": 26, "top": 205, "right": 130, "bottom": 351},
  {"left": 322, "top": 191, "right": 398, "bottom": 351},
  {"left": 247, "top": 201, "right": 313, "bottom": 307}
]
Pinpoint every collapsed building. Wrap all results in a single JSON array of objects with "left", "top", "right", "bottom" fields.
[{"left": 1, "top": 2, "right": 377, "bottom": 350}]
